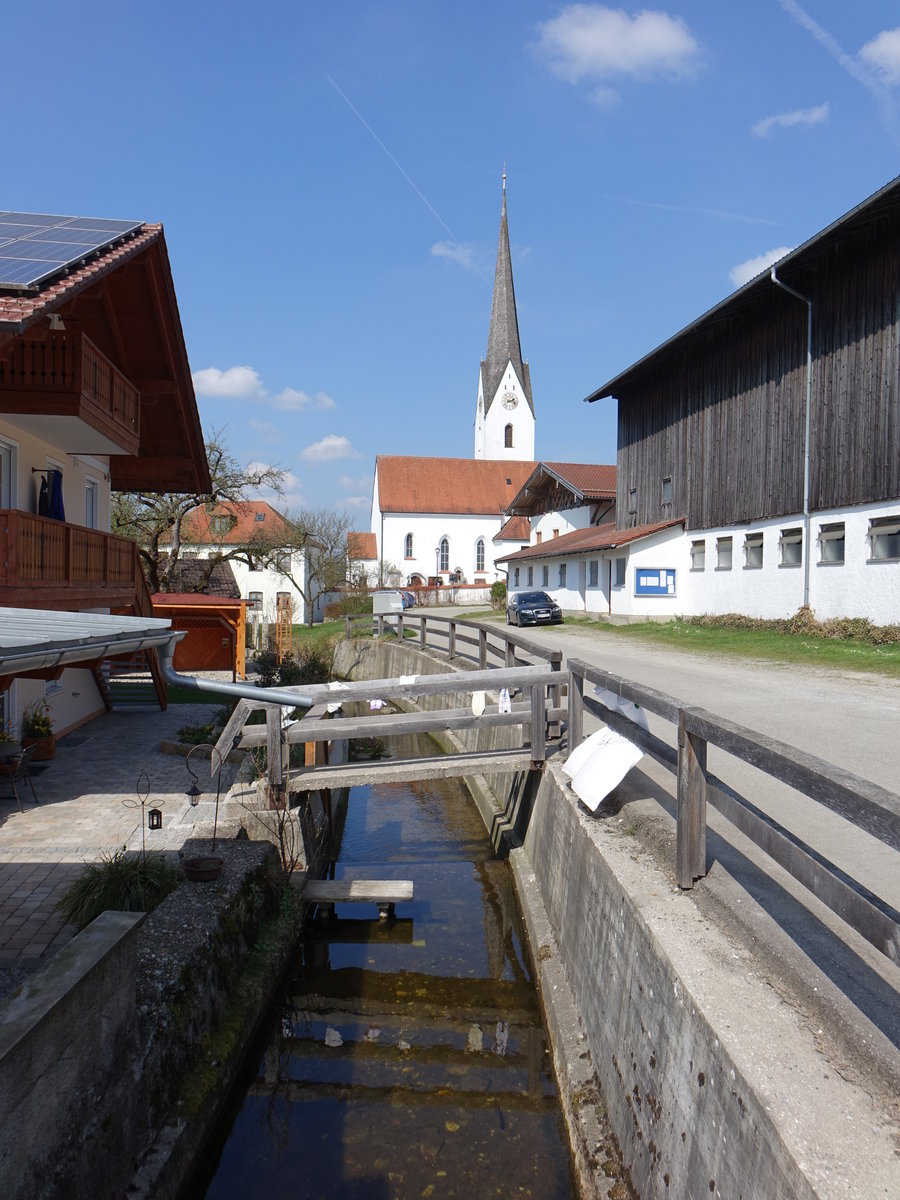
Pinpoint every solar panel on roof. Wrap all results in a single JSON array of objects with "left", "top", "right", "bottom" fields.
[{"left": 0, "top": 211, "right": 143, "bottom": 291}]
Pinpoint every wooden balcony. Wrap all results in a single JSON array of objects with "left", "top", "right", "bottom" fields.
[
  {"left": 0, "top": 333, "right": 140, "bottom": 456},
  {"left": 0, "top": 509, "right": 144, "bottom": 610}
]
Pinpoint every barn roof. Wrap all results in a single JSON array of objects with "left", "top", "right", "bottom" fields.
[{"left": 496, "top": 517, "right": 683, "bottom": 563}]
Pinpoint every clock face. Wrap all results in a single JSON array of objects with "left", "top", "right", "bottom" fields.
[{"left": 502, "top": 391, "right": 518, "bottom": 410}]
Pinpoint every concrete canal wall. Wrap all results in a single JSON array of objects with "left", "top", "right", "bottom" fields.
[{"left": 334, "top": 635, "right": 899, "bottom": 1200}]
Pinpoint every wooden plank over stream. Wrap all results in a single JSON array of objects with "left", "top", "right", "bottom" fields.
[{"left": 284, "top": 747, "right": 554, "bottom": 791}]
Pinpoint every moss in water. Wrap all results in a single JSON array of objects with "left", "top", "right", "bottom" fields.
[{"left": 178, "top": 885, "right": 302, "bottom": 1119}]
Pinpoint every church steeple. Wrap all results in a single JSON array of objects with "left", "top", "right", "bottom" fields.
[
  {"left": 482, "top": 172, "right": 533, "bottom": 417},
  {"left": 474, "top": 172, "right": 535, "bottom": 460}
]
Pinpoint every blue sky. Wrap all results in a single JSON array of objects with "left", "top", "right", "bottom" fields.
[{"left": 6, "top": 2, "right": 900, "bottom": 518}]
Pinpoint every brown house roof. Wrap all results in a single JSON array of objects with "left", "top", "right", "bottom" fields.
[
  {"left": 496, "top": 517, "right": 684, "bottom": 563},
  {"left": 495, "top": 515, "right": 530, "bottom": 542},
  {"left": 376, "top": 456, "right": 536, "bottom": 516},
  {"left": 177, "top": 500, "right": 290, "bottom": 545},
  {"left": 348, "top": 531, "right": 377, "bottom": 560},
  {"left": 0, "top": 220, "right": 208, "bottom": 494},
  {"left": 507, "top": 461, "right": 616, "bottom": 516},
  {"left": 158, "top": 556, "right": 241, "bottom": 597}
]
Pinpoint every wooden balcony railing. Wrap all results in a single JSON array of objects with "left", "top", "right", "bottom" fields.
[
  {"left": 0, "top": 332, "right": 139, "bottom": 455},
  {"left": 0, "top": 509, "right": 142, "bottom": 608}
]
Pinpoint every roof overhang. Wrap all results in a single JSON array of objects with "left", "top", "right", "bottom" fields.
[{"left": 0, "top": 607, "right": 184, "bottom": 684}]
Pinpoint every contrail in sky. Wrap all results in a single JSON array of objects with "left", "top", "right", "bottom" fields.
[
  {"left": 600, "top": 194, "right": 787, "bottom": 227},
  {"left": 326, "top": 74, "right": 461, "bottom": 247}
]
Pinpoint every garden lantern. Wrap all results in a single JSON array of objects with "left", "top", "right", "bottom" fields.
[{"left": 148, "top": 807, "right": 163, "bottom": 830}]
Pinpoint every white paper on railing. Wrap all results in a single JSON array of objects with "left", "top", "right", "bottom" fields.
[
  {"left": 498, "top": 688, "right": 512, "bottom": 714},
  {"left": 593, "top": 685, "right": 650, "bottom": 732},
  {"left": 562, "top": 726, "right": 643, "bottom": 812},
  {"left": 471, "top": 690, "right": 486, "bottom": 717}
]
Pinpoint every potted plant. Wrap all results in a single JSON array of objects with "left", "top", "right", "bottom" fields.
[{"left": 22, "top": 699, "right": 55, "bottom": 761}]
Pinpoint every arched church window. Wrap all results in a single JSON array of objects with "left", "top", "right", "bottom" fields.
[
  {"left": 475, "top": 538, "right": 485, "bottom": 572},
  {"left": 439, "top": 537, "right": 449, "bottom": 572},
  {"left": 405, "top": 533, "right": 414, "bottom": 558},
  {"left": 504, "top": 424, "right": 513, "bottom": 448}
]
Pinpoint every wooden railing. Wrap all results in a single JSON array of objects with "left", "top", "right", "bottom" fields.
[
  {"left": 0, "top": 509, "right": 140, "bottom": 597},
  {"left": 0, "top": 332, "right": 139, "bottom": 453},
  {"left": 566, "top": 657, "right": 900, "bottom": 964}
]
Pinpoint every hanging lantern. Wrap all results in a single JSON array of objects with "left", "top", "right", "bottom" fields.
[{"left": 148, "top": 807, "right": 163, "bottom": 830}]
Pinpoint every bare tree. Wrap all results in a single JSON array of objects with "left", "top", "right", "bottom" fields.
[
  {"left": 272, "top": 508, "right": 353, "bottom": 626},
  {"left": 112, "top": 430, "right": 285, "bottom": 592}
]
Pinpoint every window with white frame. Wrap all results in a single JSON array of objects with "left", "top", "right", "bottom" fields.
[
  {"left": 690, "top": 539, "right": 705, "bottom": 570},
  {"left": 559, "top": 563, "right": 567, "bottom": 586},
  {"left": 475, "top": 538, "right": 485, "bottom": 572},
  {"left": 535, "top": 531, "right": 542, "bottom": 545},
  {"left": 275, "top": 550, "right": 292, "bottom": 574},
  {"left": 589, "top": 560, "right": 598, "bottom": 587},
  {"left": 513, "top": 567, "right": 520, "bottom": 586},
  {"left": 613, "top": 557, "right": 626, "bottom": 588},
  {"left": 247, "top": 591, "right": 263, "bottom": 612},
  {"left": 527, "top": 566, "right": 533, "bottom": 585},
  {"left": 439, "top": 537, "right": 449, "bottom": 572},
  {"left": 744, "top": 532, "right": 763, "bottom": 568},
  {"left": 542, "top": 565, "right": 549, "bottom": 586},
  {"left": 780, "top": 527, "right": 803, "bottom": 566},
  {"left": 85, "top": 477, "right": 100, "bottom": 529},
  {"left": 818, "top": 522, "right": 844, "bottom": 564},
  {"left": 405, "top": 532, "right": 413, "bottom": 558},
  {"left": 869, "top": 517, "right": 900, "bottom": 560},
  {"left": 716, "top": 536, "right": 733, "bottom": 570}
]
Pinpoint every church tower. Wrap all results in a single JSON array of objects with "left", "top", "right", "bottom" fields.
[{"left": 474, "top": 173, "right": 535, "bottom": 460}]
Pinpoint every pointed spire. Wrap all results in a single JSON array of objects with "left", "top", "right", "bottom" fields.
[{"left": 482, "top": 170, "right": 533, "bottom": 415}]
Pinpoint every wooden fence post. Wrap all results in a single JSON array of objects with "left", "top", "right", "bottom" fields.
[
  {"left": 677, "top": 708, "right": 708, "bottom": 888},
  {"left": 568, "top": 666, "right": 584, "bottom": 755},
  {"left": 448, "top": 620, "right": 456, "bottom": 659},
  {"left": 548, "top": 653, "right": 562, "bottom": 737},
  {"left": 419, "top": 615, "right": 427, "bottom": 648},
  {"left": 266, "top": 704, "right": 283, "bottom": 805},
  {"left": 505, "top": 638, "right": 516, "bottom": 667},
  {"left": 479, "top": 628, "right": 488, "bottom": 670},
  {"left": 530, "top": 685, "right": 546, "bottom": 764}
]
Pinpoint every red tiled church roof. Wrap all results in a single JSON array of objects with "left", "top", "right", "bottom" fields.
[{"left": 376, "top": 456, "right": 535, "bottom": 516}]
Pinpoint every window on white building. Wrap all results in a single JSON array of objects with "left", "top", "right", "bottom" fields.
[
  {"left": 559, "top": 563, "right": 567, "bottom": 586},
  {"left": 439, "top": 537, "right": 449, "bottom": 572},
  {"left": 475, "top": 538, "right": 485, "bottom": 572},
  {"left": 744, "top": 532, "right": 763, "bottom": 569},
  {"left": 275, "top": 550, "right": 291, "bottom": 574},
  {"left": 716, "top": 536, "right": 733, "bottom": 570},
  {"left": 869, "top": 517, "right": 900, "bottom": 561},
  {"left": 781, "top": 527, "right": 803, "bottom": 566},
  {"left": 535, "top": 531, "right": 542, "bottom": 545},
  {"left": 527, "top": 566, "right": 533, "bottom": 585},
  {"left": 690, "top": 539, "right": 705, "bottom": 570},
  {"left": 513, "top": 567, "right": 520, "bottom": 586},
  {"left": 542, "top": 565, "right": 549, "bottom": 586},
  {"left": 505, "top": 424, "right": 513, "bottom": 448},
  {"left": 247, "top": 591, "right": 263, "bottom": 611},
  {"left": 818, "top": 522, "right": 844, "bottom": 564},
  {"left": 589, "top": 560, "right": 598, "bottom": 587},
  {"left": 405, "top": 533, "right": 413, "bottom": 558},
  {"left": 613, "top": 557, "right": 626, "bottom": 588}
]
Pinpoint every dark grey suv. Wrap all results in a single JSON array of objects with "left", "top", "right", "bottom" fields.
[{"left": 506, "top": 590, "right": 563, "bottom": 626}]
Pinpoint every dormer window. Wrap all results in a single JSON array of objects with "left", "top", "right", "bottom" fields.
[{"left": 254, "top": 512, "right": 265, "bottom": 522}]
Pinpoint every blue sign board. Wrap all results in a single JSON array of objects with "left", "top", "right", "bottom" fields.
[{"left": 635, "top": 568, "right": 676, "bottom": 597}]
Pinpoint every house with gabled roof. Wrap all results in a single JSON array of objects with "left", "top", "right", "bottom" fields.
[
  {"left": 174, "top": 499, "right": 324, "bottom": 625},
  {"left": 0, "top": 210, "right": 208, "bottom": 733},
  {"left": 585, "top": 172, "right": 900, "bottom": 624}
]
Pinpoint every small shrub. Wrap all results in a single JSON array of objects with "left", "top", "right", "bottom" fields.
[
  {"left": 341, "top": 593, "right": 374, "bottom": 616},
  {"left": 490, "top": 580, "right": 507, "bottom": 610},
  {"left": 23, "top": 699, "right": 54, "bottom": 737},
  {"left": 176, "top": 721, "right": 218, "bottom": 745},
  {"left": 58, "top": 849, "right": 182, "bottom": 930}
]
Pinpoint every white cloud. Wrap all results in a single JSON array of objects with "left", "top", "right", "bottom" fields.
[
  {"left": 859, "top": 28, "right": 900, "bottom": 85},
  {"left": 728, "top": 246, "right": 793, "bottom": 288},
  {"left": 432, "top": 241, "right": 480, "bottom": 270},
  {"left": 192, "top": 365, "right": 264, "bottom": 399},
  {"left": 272, "top": 387, "right": 336, "bottom": 411},
  {"left": 536, "top": 5, "right": 700, "bottom": 84},
  {"left": 336, "top": 495, "right": 371, "bottom": 510},
  {"left": 337, "top": 473, "right": 371, "bottom": 490},
  {"left": 590, "top": 85, "right": 622, "bottom": 110},
  {"left": 248, "top": 418, "right": 280, "bottom": 441},
  {"left": 299, "top": 434, "right": 361, "bottom": 462},
  {"left": 752, "top": 102, "right": 829, "bottom": 137}
]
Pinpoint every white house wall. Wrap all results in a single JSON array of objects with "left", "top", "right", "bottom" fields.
[
  {"left": 188, "top": 546, "right": 313, "bottom": 623},
  {"left": 509, "top": 501, "right": 900, "bottom": 625},
  {"left": 476, "top": 361, "right": 535, "bottom": 461},
  {"left": 381, "top": 512, "right": 511, "bottom": 584}
]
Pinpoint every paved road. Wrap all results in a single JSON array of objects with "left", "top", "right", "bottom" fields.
[{"left": 438, "top": 608, "right": 900, "bottom": 910}]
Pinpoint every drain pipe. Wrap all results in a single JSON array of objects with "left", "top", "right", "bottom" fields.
[
  {"left": 770, "top": 267, "right": 813, "bottom": 611},
  {"left": 157, "top": 638, "right": 314, "bottom": 709}
]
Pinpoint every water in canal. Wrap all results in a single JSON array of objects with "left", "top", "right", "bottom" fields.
[{"left": 188, "top": 736, "right": 575, "bottom": 1199}]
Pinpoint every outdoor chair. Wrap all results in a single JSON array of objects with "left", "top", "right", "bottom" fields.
[{"left": 0, "top": 745, "right": 38, "bottom": 811}]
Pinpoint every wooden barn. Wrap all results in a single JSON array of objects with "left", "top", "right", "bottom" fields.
[{"left": 586, "top": 173, "right": 900, "bottom": 624}]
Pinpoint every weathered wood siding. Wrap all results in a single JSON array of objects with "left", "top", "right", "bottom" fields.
[{"left": 616, "top": 223, "right": 900, "bottom": 529}]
